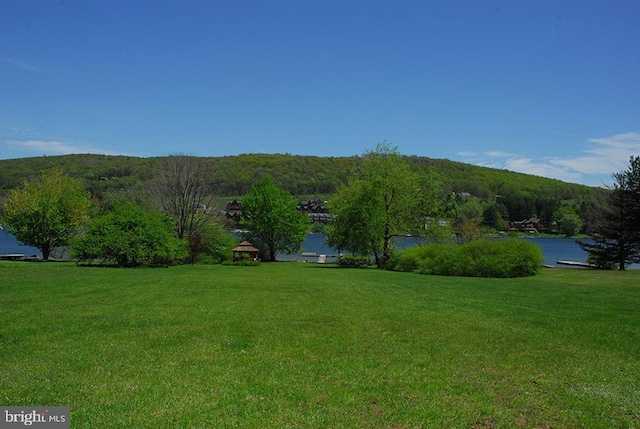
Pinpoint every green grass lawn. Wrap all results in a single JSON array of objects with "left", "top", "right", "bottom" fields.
[{"left": 1, "top": 262, "right": 639, "bottom": 428}]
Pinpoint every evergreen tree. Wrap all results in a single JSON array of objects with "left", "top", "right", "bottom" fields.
[{"left": 578, "top": 156, "right": 640, "bottom": 270}]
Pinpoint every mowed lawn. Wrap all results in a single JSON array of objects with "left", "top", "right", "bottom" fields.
[{"left": 1, "top": 262, "right": 639, "bottom": 428}]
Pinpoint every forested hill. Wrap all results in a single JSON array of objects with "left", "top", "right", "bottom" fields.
[{"left": 0, "top": 153, "right": 604, "bottom": 220}]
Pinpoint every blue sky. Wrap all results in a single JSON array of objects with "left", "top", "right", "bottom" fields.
[{"left": 1, "top": 1, "right": 638, "bottom": 187}]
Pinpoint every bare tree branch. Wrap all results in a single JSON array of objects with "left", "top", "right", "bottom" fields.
[{"left": 152, "top": 155, "right": 218, "bottom": 239}]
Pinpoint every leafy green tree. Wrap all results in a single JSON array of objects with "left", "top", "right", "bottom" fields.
[
  {"left": 100, "top": 183, "right": 158, "bottom": 213},
  {"left": 578, "top": 156, "right": 640, "bottom": 270},
  {"left": 422, "top": 218, "right": 455, "bottom": 244},
  {"left": 552, "top": 204, "right": 579, "bottom": 233},
  {"left": 73, "top": 204, "right": 186, "bottom": 267},
  {"left": 2, "top": 169, "right": 91, "bottom": 260},
  {"left": 328, "top": 179, "right": 383, "bottom": 258},
  {"left": 239, "top": 177, "right": 309, "bottom": 261},
  {"left": 482, "top": 202, "right": 508, "bottom": 231},
  {"left": 416, "top": 168, "right": 452, "bottom": 243},
  {"left": 442, "top": 192, "right": 461, "bottom": 219},
  {"left": 327, "top": 143, "right": 429, "bottom": 266},
  {"left": 453, "top": 199, "right": 484, "bottom": 243},
  {"left": 557, "top": 213, "right": 582, "bottom": 237},
  {"left": 416, "top": 168, "right": 446, "bottom": 220}
]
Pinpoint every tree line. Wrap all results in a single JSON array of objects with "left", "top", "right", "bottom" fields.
[
  {"left": 2, "top": 148, "right": 637, "bottom": 270},
  {"left": 0, "top": 152, "right": 605, "bottom": 233},
  {"left": 0, "top": 156, "right": 309, "bottom": 266}
]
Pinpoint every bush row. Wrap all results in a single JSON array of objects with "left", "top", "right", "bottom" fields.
[
  {"left": 337, "top": 255, "right": 372, "bottom": 268},
  {"left": 386, "top": 239, "right": 543, "bottom": 277}
]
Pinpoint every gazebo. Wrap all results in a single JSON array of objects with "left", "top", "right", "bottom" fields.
[{"left": 232, "top": 241, "right": 260, "bottom": 262}]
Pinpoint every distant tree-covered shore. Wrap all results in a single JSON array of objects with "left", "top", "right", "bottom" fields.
[{"left": 0, "top": 153, "right": 606, "bottom": 232}]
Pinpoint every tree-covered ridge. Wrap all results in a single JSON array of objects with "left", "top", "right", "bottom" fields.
[
  {"left": 0, "top": 153, "right": 599, "bottom": 196},
  {"left": 408, "top": 156, "right": 606, "bottom": 222},
  {"left": 0, "top": 154, "right": 158, "bottom": 198},
  {"left": 0, "top": 153, "right": 605, "bottom": 227},
  {"left": 210, "top": 154, "right": 356, "bottom": 196}
]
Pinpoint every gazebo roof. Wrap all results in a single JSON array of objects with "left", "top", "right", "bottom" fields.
[{"left": 233, "top": 241, "right": 259, "bottom": 252}]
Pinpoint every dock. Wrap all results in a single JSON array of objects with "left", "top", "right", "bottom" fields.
[
  {"left": 298, "top": 252, "right": 339, "bottom": 263},
  {"left": 0, "top": 254, "right": 25, "bottom": 260},
  {"left": 556, "top": 260, "right": 596, "bottom": 268}
]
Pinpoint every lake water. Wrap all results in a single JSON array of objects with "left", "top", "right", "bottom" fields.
[
  {"left": 0, "top": 229, "right": 42, "bottom": 258},
  {"left": 280, "top": 234, "right": 611, "bottom": 267},
  {"left": 2, "top": 229, "right": 637, "bottom": 268}
]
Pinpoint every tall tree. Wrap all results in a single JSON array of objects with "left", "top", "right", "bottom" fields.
[
  {"left": 2, "top": 169, "right": 91, "bottom": 260},
  {"left": 327, "top": 179, "right": 384, "bottom": 259},
  {"left": 578, "top": 156, "right": 640, "bottom": 270},
  {"left": 240, "top": 177, "right": 309, "bottom": 261},
  {"left": 327, "top": 143, "right": 429, "bottom": 266},
  {"left": 556, "top": 213, "right": 583, "bottom": 237},
  {"left": 453, "top": 198, "right": 484, "bottom": 243},
  {"left": 152, "top": 155, "right": 217, "bottom": 240},
  {"left": 482, "top": 201, "right": 509, "bottom": 231}
]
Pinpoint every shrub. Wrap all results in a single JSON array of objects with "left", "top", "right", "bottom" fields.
[
  {"left": 337, "top": 254, "right": 372, "bottom": 268},
  {"left": 385, "top": 246, "right": 421, "bottom": 272},
  {"left": 73, "top": 204, "right": 187, "bottom": 267},
  {"left": 386, "top": 239, "right": 543, "bottom": 277},
  {"left": 221, "top": 260, "right": 261, "bottom": 267},
  {"left": 188, "top": 222, "right": 237, "bottom": 264}
]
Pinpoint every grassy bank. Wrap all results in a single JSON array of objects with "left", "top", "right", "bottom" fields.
[{"left": 1, "top": 262, "right": 639, "bottom": 428}]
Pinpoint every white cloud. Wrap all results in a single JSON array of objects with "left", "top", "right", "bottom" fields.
[
  {"left": 484, "top": 150, "right": 515, "bottom": 158},
  {"left": 502, "top": 157, "right": 582, "bottom": 183},
  {"left": 7, "top": 140, "right": 122, "bottom": 156},
  {"left": 589, "top": 132, "right": 640, "bottom": 152},
  {"left": 551, "top": 133, "right": 640, "bottom": 175},
  {"left": 457, "top": 151, "right": 477, "bottom": 157},
  {"left": 457, "top": 132, "right": 640, "bottom": 187},
  {"left": 12, "top": 140, "right": 80, "bottom": 154}
]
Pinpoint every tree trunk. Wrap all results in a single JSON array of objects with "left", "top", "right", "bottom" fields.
[{"left": 41, "top": 245, "right": 51, "bottom": 261}]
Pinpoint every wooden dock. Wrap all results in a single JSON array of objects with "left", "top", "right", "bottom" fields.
[
  {"left": 0, "top": 254, "right": 25, "bottom": 260},
  {"left": 556, "top": 260, "right": 596, "bottom": 268},
  {"left": 299, "top": 252, "right": 339, "bottom": 263}
]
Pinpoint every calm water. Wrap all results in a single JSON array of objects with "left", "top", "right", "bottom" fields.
[
  {"left": 281, "top": 234, "right": 615, "bottom": 267},
  {"left": 2, "top": 229, "right": 637, "bottom": 268},
  {"left": 0, "top": 229, "right": 41, "bottom": 257}
]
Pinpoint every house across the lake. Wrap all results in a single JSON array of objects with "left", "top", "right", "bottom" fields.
[
  {"left": 224, "top": 198, "right": 334, "bottom": 224},
  {"left": 297, "top": 198, "right": 334, "bottom": 224},
  {"left": 509, "top": 218, "right": 546, "bottom": 233},
  {"left": 224, "top": 200, "right": 243, "bottom": 222}
]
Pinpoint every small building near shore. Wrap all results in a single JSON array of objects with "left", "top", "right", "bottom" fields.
[{"left": 232, "top": 241, "right": 260, "bottom": 262}]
